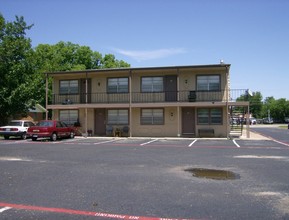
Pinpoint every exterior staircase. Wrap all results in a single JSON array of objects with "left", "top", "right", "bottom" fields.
[{"left": 229, "top": 124, "right": 243, "bottom": 137}]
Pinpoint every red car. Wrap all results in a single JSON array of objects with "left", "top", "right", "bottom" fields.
[{"left": 27, "top": 120, "right": 75, "bottom": 141}]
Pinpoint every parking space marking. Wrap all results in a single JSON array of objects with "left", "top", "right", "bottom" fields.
[
  {"left": 0, "top": 140, "right": 28, "bottom": 145},
  {"left": 232, "top": 139, "right": 240, "bottom": 148},
  {"left": 234, "top": 155, "right": 289, "bottom": 161},
  {"left": 0, "top": 157, "right": 47, "bottom": 163},
  {"left": 272, "top": 139, "right": 289, "bottom": 147},
  {"left": 94, "top": 139, "right": 119, "bottom": 145},
  {"left": 188, "top": 139, "right": 197, "bottom": 147},
  {"left": 62, "top": 138, "right": 80, "bottom": 143},
  {"left": 0, "top": 207, "right": 11, "bottom": 213},
  {"left": 3, "top": 138, "right": 288, "bottom": 150},
  {"left": 140, "top": 139, "right": 158, "bottom": 146},
  {"left": 0, "top": 202, "right": 197, "bottom": 220}
]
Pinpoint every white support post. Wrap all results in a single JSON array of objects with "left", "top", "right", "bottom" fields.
[{"left": 246, "top": 105, "right": 250, "bottom": 138}]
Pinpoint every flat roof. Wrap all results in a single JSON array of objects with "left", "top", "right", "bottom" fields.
[{"left": 46, "top": 63, "right": 231, "bottom": 76}]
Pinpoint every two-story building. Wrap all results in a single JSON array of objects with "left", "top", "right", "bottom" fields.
[{"left": 45, "top": 64, "right": 249, "bottom": 138}]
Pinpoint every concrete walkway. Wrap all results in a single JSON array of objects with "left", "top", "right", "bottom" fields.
[
  {"left": 238, "top": 124, "right": 287, "bottom": 140},
  {"left": 239, "top": 129, "right": 271, "bottom": 140}
]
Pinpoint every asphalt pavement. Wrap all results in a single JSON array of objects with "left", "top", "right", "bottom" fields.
[{"left": 0, "top": 126, "right": 289, "bottom": 220}]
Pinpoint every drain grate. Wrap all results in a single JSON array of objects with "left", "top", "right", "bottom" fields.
[{"left": 184, "top": 168, "right": 240, "bottom": 180}]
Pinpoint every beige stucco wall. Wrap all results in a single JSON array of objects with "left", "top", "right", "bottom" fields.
[
  {"left": 52, "top": 106, "right": 228, "bottom": 138},
  {"left": 49, "top": 66, "right": 231, "bottom": 138},
  {"left": 131, "top": 107, "right": 179, "bottom": 137},
  {"left": 52, "top": 67, "right": 228, "bottom": 101},
  {"left": 195, "top": 106, "right": 228, "bottom": 137},
  {"left": 131, "top": 106, "right": 228, "bottom": 137},
  {"left": 51, "top": 108, "right": 94, "bottom": 135}
]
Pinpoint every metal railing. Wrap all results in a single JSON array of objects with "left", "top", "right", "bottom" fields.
[{"left": 51, "top": 89, "right": 248, "bottom": 105}]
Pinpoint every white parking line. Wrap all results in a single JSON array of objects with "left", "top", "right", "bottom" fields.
[
  {"left": 93, "top": 139, "right": 118, "bottom": 145},
  {"left": 233, "top": 139, "right": 240, "bottom": 148},
  {"left": 0, "top": 207, "right": 11, "bottom": 213},
  {"left": 188, "top": 139, "right": 197, "bottom": 147},
  {"left": 140, "top": 139, "right": 158, "bottom": 146},
  {"left": 62, "top": 138, "right": 80, "bottom": 143},
  {"left": 273, "top": 139, "right": 289, "bottom": 147}
]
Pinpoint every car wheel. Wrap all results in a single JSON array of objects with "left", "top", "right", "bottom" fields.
[
  {"left": 32, "top": 137, "right": 37, "bottom": 141},
  {"left": 4, "top": 135, "right": 9, "bottom": 140},
  {"left": 21, "top": 133, "right": 27, "bottom": 140},
  {"left": 70, "top": 131, "right": 75, "bottom": 139},
  {"left": 50, "top": 133, "right": 57, "bottom": 141}
]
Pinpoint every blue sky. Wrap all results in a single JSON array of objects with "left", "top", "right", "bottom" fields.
[{"left": 1, "top": 0, "right": 289, "bottom": 100}]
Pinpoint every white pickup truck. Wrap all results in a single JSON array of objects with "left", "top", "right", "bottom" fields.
[{"left": 0, "top": 120, "right": 35, "bottom": 140}]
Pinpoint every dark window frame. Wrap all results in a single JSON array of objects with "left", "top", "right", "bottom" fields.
[
  {"left": 107, "top": 77, "right": 129, "bottom": 94},
  {"left": 59, "top": 109, "right": 79, "bottom": 126},
  {"left": 59, "top": 79, "right": 79, "bottom": 95},
  {"left": 141, "top": 76, "right": 164, "bottom": 93},
  {"left": 196, "top": 75, "right": 221, "bottom": 91},
  {"left": 107, "top": 109, "right": 129, "bottom": 125},
  {"left": 140, "top": 108, "right": 164, "bottom": 125},
  {"left": 197, "top": 108, "right": 223, "bottom": 125}
]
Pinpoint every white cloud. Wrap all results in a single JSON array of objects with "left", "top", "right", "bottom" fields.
[{"left": 112, "top": 48, "right": 186, "bottom": 61}]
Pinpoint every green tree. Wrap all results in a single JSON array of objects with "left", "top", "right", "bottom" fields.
[
  {"left": 101, "top": 54, "right": 130, "bottom": 68},
  {"left": 34, "top": 42, "right": 103, "bottom": 72},
  {"left": 262, "top": 97, "right": 289, "bottom": 122},
  {"left": 34, "top": 41, "right": 130, "bottom": 72},
  {"left": 0, "top": 15, "right": 43, "bottom": 125},
  {"left": 34, "top": 42, "right": 130, "bottom": 111},
  {"left": 236, "top": 91, "right": 263, "bottom": 118},
  {"left": 248, "top": 91, "right": 263, "bottom": 118}
]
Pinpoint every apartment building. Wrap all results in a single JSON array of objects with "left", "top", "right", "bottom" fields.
[{"left": 45, "top": 64, "right": 249, "bottom": 138}]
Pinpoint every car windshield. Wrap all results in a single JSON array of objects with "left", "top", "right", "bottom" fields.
[
  {"left": 8, "top": 121, "right": 22, "bottom": 126},
  {"left": 37, "top": 121, "right": 54, "bottom": 127}
]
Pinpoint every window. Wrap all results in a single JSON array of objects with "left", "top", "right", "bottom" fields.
[
  {"left": 141, "top": 77, "right": 163, "bottom": 92},
  {"left": 107, "top": 78, "right": 129, "bottom": 93},
  {"left": 24, "top": 122, "right": 34, "bottom": 127},
  {"left": 9, "top": 121, "right": 22, "bottom": 126},
  {"left": 59, "top": 80, "right": 79, "bottom": 94},
  {"left": 141, "top": 109, "right": 164, "bottom": 125},
  {"left": 59, "top": 110, "right": 79, "bottom": 126},
  {"left": 197, "top": 109, "right": 209, "bottom": 124},
  {"left": 210, "top": 108, "right": 222, "bottom": 124},
  {"left": 197, "top": 108, "right": 222, "bottom": 125},
  {"left": 197, "top": 75, "right": 220, "bottom": 91},
  {"left": 37, "top": 121, "right": 53, "bottom": 127},
  {"left": 107, "top": 109, "right": 128, "bottom": 125}
]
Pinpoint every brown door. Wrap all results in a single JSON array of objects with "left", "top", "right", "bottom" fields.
[
  {"left": 182, "top": 107, "right": 195, "bottom": 135},
  {"left": 165, "top": 75, "right": 177, "bottom": 101},
  {"left": 80, "top": 78, "right": 91, "bottom": 103},
  {"left": 95, "top": 109, "right": 106, "bottom": 135}
]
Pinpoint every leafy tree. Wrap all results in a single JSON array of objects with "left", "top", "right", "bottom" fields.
[
  {"left": 262, "top": 97, "right": 289, "bottom": 122},
  {"left": 236, "top": 91, "right": 263, "bottom": 118},
  {"left": 33, "top": 41, "right": 130, "bottom": 117},
  {"left": 34, "top": 41, "right": 130, "bottom": 72},
  {"left": 0, "top": 15, "right": 43, "bottom": 125},
  {"left": 248, "top": 91, "right": 263, "bottom": 118},
  {"left": 101, "top": 54, "right": 130, "bottom": 68},
  {"left": 34, "top": 42, "right": 102, "bottom": 72}
]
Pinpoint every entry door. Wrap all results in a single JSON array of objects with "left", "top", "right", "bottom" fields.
[
  {"left": 182, "top": 107, "right": 195, "bottom": 135},
  {"left": 165, "top": 75, "right": 177, "bottom": 101},
  {"left": 95, "top": 109, "right": 106, "bottom": 135},
  {"left": 80, "top": 78, "right": 91, "bottom": 103}
]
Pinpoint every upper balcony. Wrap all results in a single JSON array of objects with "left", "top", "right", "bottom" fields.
[{"left": 50, "top": 89, "right": 248, "bottom": 105}]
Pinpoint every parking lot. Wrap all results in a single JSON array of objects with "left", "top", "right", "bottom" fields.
[{"left": 1, "top": 129, "right": 289, "bottom": 220}]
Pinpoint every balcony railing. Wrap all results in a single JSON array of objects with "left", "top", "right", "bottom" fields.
[{"left": 51, "top": 89, "right": 248, "bottom": 105}]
